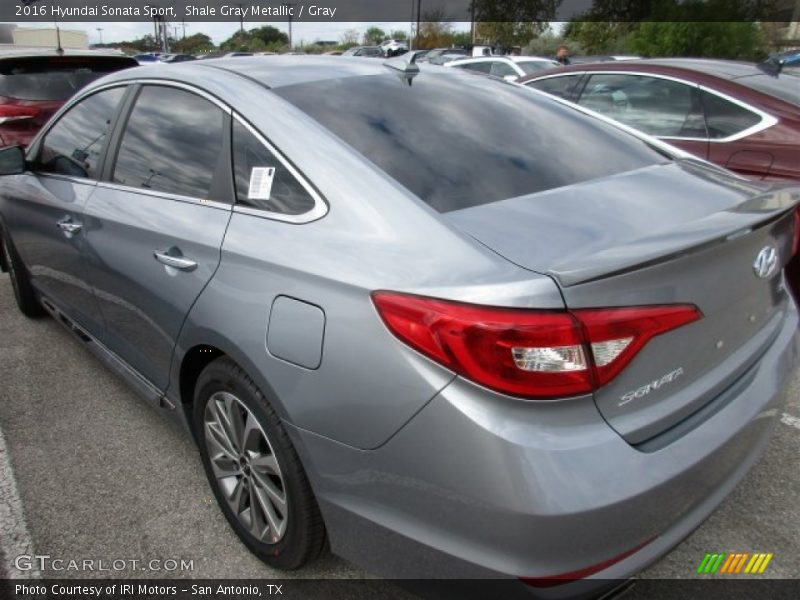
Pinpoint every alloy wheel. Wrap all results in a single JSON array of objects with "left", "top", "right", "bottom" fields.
[{"left": 203, "top": 391, "right": 288, "bottom": 543}]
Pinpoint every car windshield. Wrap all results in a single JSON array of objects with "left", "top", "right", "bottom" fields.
[
  {"left": 0, "top": 56, "right": 134, "bottom": 101},
  {"left": 275, "top": 70, "right": 667, "bottom": 213},
  {"left": 736, "top": 72, "right": 800, "bottom": 107}
]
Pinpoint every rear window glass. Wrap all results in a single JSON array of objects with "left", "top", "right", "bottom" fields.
[
  {"left": 0, "top": 57, "right": 134, "bottom": 101},
  {"left": 275, "top": 71, "right": 667, "bottom": 213},
  {"left": 735, "top": 73, "right": 800, "bottom": 107}
]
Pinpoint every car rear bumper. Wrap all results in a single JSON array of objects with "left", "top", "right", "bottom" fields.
[{"left": 288, "top": 302, "right": 799, "bottom": 594}]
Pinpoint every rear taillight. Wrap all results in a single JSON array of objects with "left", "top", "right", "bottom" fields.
[
  {"left": 0, "top": 105, "right": 39, "bottom": 125},
  {"left": 372, "top": 292, "right": 701, "bottom": 400}
]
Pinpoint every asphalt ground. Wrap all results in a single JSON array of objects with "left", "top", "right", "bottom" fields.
[{"left": 0, "top": 276, "right": 798, "bottom": 596}]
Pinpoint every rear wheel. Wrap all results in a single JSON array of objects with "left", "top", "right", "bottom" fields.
[
  {"left": 194, "top": 357, "right": 326, "bottom": 569},
  {"left": 1, "top": 226, "right": 43, "bottom": 318}
]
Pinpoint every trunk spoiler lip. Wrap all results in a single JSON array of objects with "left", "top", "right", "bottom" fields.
[{"left": 550, "top": 188, "right": 799, "bottom": 288}]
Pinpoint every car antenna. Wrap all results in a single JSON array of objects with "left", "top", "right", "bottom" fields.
[
  {"left": 55, "top": 23, "right": 64, "bottom": 56},
  {"left": 383, "top": 50, "right": 421, "bottom": 73}
]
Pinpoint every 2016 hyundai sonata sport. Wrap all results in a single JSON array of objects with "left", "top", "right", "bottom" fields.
[{"left": 0, "top": 56, "right": 798, "bottom": 595}]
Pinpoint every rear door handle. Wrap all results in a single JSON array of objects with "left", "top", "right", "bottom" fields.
[
  {"left": 153, "top": 250, "right": 198, "bottom": 272},
  {"left": 57, "top": 217, "right": 82, "bottom": 236}
]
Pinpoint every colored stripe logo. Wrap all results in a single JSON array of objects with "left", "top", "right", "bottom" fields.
[{"left": 697, "top": 552, "right": 773, "bottom": 574}]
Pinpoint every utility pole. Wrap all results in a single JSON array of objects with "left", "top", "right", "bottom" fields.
[
  {"left": 416, "top": 0, "right": 421, "bottom": 47},
  {"left": 96, "top": 27, "right": 103, "bottom": 45},
  {"left": 237, "top": 3, "right": 244, "bottom": 33},
  {"left": 282, "top": 3, "right": 295, "bottom": 49},
  {"left": 470, "top": 1, "right": 476, "bottom": 44}
]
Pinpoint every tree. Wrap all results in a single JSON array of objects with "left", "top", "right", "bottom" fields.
[
  {"left": 340, "top": 28, "right": 360, "bottom": 48},
  {"left": 220, "top": 31, "right": 266, "bottom": 53},
  {"left": 626, "top": 21, "right": 767, "bottom": 61},
  {"left": 250, "top": 25, "right": 288, "bottom": 47},
  {"left": 564, "top": 21, "right": 632, "bottom": 54},
  {"left": 172, "top": 33, "right": 213, "bottom": 54},
  {"left": 475, "top": 22, "right": 549, "bottom": 48},
  {"left": 389, "top": 30, "right": 408, "bottom": 41},
  {"left": 363, "top": 27, "right": 386, "bottom": 45},
  {"left": 415, "top": 8, "right": 455, "bottom": 49}
]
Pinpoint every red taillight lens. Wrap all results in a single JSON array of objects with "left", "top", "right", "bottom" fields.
[
  {"left": 575, "top": 305, "right": 702, "bottom": 387},
  {"left": 0, "top": 104, "right": 40, "bottom": 125},
  {"left": 372, "top": 292, "right": 701, "bottom": 400}
]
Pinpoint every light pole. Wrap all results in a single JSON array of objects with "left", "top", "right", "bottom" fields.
[
  {"left": 96, "top": 27, "right": 103, "bottom": 45},
  {"left": 282, "top": 3, "right": 295, "bottom": 49}
]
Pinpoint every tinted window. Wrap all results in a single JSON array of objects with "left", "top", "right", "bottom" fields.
[
  {"left": 700, "top": 90, "right": 763, "bottom": 138},
  {"left": 455, "top": 62, "right": 492, "bottom": 74},
  {"left": 577, "top": 74, "right": 706, "bottom": 137},
  {"left": 113, "top": 86, "right": 225, "bottom": 199},
  {"left": 517, "top": 60, "right": 558, "bottom": 75},
  {"left": 232, "top": 119, "right": 316, "bottom": 215},
  {"left": 275, "top": 72, "right": 666, "bottom": 213},
  {"left": 736, "top": 73, "right": 800, "bottom": 106},
  {"left": 526, "top": 75, "right": 580, "bottom": 99},
  {"left": 0, "top": 56, "right": 134, "bottom": 101},
  {"left": 38, "top": 87, "right": 125, "bottom": 179},
  {"left": 490, "top": 61, "right": 517, "bottom": 77}
]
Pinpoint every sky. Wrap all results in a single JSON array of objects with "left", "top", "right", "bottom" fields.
[{"left": 5, "top": 21, "right": 472, "bottom": 46}]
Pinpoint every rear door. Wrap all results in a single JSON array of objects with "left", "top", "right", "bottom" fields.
[
  {"left": 83, "top": 84, "right": 233, "bottom": 390},
  {"left": 574, "top": 73, "right": 711, "bottom": 160},
  {"left": 2, "top": 85, "right": 127, "bottom": 336}
]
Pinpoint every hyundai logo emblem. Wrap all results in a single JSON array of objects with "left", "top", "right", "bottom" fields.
[{"left": 753, "top": 246, "right": 778, "bottom": 279}]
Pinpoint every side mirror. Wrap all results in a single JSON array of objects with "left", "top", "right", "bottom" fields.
[{"left": 0, "top": 146, "right": 25, "bottom": 176}]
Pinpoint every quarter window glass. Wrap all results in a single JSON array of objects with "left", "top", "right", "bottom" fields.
[
  {"left": 490, "top": 62, "right": 517, "bottom": 77},
  {"left": 232, "top": 119, "right": 316, "bottom": 215},
  {"left": 577, "top": 74, "right": 706, "bottom": 137},
  {"left": 458, "top": 62, "right": 492, "bottom": 74},
  {"left": 526, "top": 75, "right": 580, "bottom": 99},
  {"left": 113, "top": 86, "right": 224, "bottom": 199},
  {"left": 700, "top": 90, "right": 762, "bottom": 139},
  {"left": 38, "top": 87, "right": 125, "bottom": 179}
]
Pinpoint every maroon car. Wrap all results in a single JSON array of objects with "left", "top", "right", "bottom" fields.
[
  {"left": 521, "top": 58, "right": 800, "bottom": 300},
  {"left": 519, "top": 59, "right": 800, "bottom": 182},
  {"left": 0, "top": 50, "right": 136, "bottom": 148}
]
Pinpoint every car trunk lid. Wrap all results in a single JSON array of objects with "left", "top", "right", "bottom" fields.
[{"left": 448, "top": 161, "right": 799, "bottom": 443}]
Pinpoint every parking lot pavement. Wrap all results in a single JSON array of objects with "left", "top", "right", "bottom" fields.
[{"left": 0, "top": 276, "right": 798, "bottom": 591}]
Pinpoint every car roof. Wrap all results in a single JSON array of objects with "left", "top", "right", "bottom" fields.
[
  {"left": 533, "top": 58, "right": 771, "bottom": 80},
  {"left": 105, "top": 56, "right": 390, "bottom": 89}
]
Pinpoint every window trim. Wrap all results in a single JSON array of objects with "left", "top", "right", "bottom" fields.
[
  {"left": 231, "top": 113, "right": 329, "bottom": 224},
  {"left": 553, "top": 70, "right": 777, "bottom": 143},
  {"left": 25, "top": 82, "right": 133, "bottom": 185},
  {"left": 102, "top": 82, "right": 235, "bottom": 207}
]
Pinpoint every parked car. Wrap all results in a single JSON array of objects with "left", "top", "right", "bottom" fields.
[
  {"left": 1, "top": 57, "right": 798, "bottom": 595},
  {"left": 445, "top": 56, "right": 560, "bottom": 80},
  {"left": 341, "top": 46, "right": 382, "bottom": 58},
  {"left": 764, "top": 49, "right": 800, "bottom": 71},
  {"left": 380, "top": 39, "right": 409, "bottom": 56},
  {"left": 160, "top": 53, "right": 197, "bottom": 63},
  {"left": 428, "top": 52, "right": 469, "bottom": 66},
  {"left": 416, "top": 47, "right": 468, "bottom": 63},
  {"left": 0, "top": 50, "right": 137, "bottom": 148},
  {"left": 520, "top": 58, "right": 800, "bottom": 181},
  {"left": 223, "top": 52, "right": 254, "bottom": 58}
]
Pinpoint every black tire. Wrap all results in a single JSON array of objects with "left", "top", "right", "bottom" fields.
[
  {"left": 193, "top": 356, "right": 326, "bottom": 570},
  {"left": 1, "top": 224, "right": 43, "bottom": 318}
]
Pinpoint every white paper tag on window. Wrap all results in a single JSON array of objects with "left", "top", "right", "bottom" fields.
[{"left": 248, "top": 167, "right": 276, "bottom": 201}]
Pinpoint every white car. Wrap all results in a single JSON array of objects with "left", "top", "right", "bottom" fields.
[
  {"left": 380, "top": 39, "right": 409, "bottom": 55},
  {"left": 445, "top": 56, "right": 560, "bottom": 81}
]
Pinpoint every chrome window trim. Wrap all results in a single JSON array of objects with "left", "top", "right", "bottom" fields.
[
  {"left": 33, "top": 172, "right": 97, "bottom": 187},
  {"left": 95, "top": 181, "right": 233, "bottom": 211},
  {"left": 532, "top": 70, "right": 777, "bottom": 143},
  {"left": 231, "top": 113, "right": 329, "bottom": 225}
]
